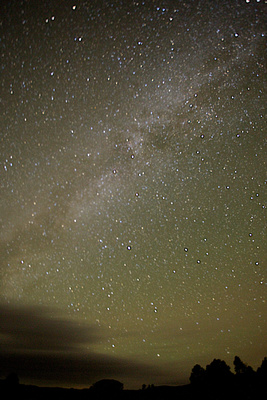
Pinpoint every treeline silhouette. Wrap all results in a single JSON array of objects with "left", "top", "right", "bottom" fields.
[
  {"left": 0, "top": 356, "right": 266, "bottom": 399},
  {"left": 189, "top": 356, "right": 267, "bottom": 400}
]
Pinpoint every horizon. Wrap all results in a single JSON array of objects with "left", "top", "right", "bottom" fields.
[
  {"left": 0, "top": 303, "right": 266, "bottom": 390},
  {"left": 0, "top": 0, "right": 266, "bottom": 392},
  {"left": 1, "top": 353, "right": 266, "bottom": 391},
  {"left": 2, "top": 352, "right": 267, "bottom": 391}
]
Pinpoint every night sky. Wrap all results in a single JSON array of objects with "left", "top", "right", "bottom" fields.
[{"left": 0, "top": 0, "right": 266, "bottom": 390}]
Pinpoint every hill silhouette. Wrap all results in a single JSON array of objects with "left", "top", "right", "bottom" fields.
[{"left": 0, "top": 356, "right": 266, "bottom": 399}]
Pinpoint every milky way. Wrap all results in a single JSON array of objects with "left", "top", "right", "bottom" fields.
[{"left": 0, "top": 0, "right": 266, "bottom": 389}]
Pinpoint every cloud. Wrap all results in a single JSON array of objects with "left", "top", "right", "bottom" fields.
[
  {"left": 0, "top": 303, "right": 166, "bottom": 388},
  {"left": 0, "top": 303, "right": 100, "bottom": 353}
]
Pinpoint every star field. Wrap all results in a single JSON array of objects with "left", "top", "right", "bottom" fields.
[{"left": 0, "top": 0, "right": 266, "bottom": 389}]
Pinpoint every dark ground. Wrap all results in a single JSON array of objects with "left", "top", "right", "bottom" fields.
[{"left": 1, "top": 381, "right": 266, "bottom": 400}]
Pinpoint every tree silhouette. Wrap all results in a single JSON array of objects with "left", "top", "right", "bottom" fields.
[
  {"left": 189, "top": 356, "right": 267, "bottom": 399},
  {"left": 141, "top": 384, "right": 147, "bottom": 390},
  {"left": 234, "top": 356, "right": 254, "bottom": 376},
  {"left": 256, "top": 357, "right": 267, "bottom": 396},
  {"left": 257, "top": 356, "right": 267, "bottom": 377},
  {"left": 189, "top": 364, "right": 206, "bottom": 386},
  {"left": 206, "top": 358, "right": 233, "bottom": 383}
]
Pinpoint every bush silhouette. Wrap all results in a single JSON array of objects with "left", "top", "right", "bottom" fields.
[{"left": 90, "top": 379, "right": 123, "bottom": 393}]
